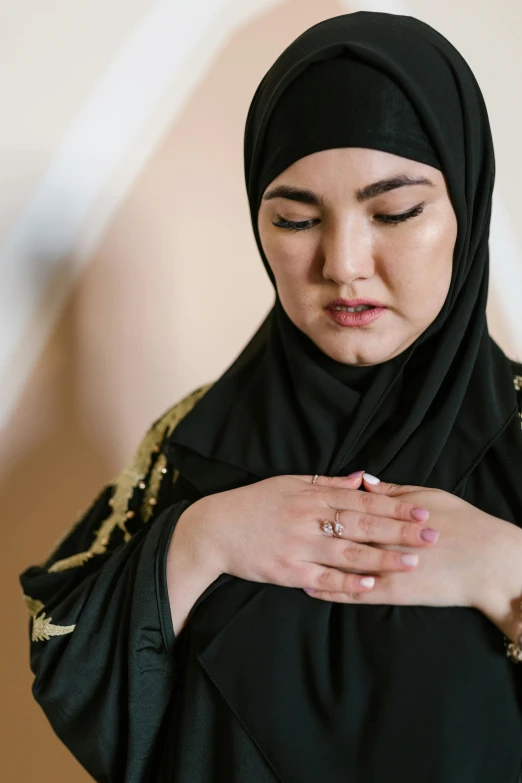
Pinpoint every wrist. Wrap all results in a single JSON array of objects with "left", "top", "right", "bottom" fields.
[
  {"left": 168, "top": 498, "right": 224, "bottom": 579},
  {"left": 477, "top": 522, "right": 522, "bottom": 644},
  {"left": 165, "top": 501, "right": 225, "bottom": 636}
]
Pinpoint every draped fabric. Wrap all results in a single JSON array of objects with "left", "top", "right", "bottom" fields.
[{"left": 19, "top": 10, "right": 522, "bottom": 783}]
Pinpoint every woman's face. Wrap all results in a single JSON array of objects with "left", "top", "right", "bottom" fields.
[{"left": 257, "top": 147, "right": 458, "bottom": 366}]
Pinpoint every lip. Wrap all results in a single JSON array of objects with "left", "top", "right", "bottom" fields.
[
  {"left": 325, "top": 298, "right": 385, "bottom": 310},
  {"left": 324, "top": 298, "right": 387, "bottom": 328}
]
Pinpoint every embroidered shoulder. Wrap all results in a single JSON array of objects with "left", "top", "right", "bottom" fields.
[{"left": 46, "top": 381, "right": 214, "bottom": 574}]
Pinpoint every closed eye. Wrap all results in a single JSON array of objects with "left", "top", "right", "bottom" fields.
[{"left": 272, "top": 203, "right": 425, "bottom": 232}]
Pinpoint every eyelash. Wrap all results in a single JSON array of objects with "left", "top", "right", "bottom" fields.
[{"left": 271, "top": 203, "right": 425, "bottom": 232}]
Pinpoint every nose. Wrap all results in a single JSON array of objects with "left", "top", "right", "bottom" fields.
[{"left": 321, "top": 220, "right": 375, "bottom": 285}]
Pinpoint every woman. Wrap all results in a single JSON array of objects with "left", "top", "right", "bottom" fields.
[{"left": 19, "top": 10, "right": 522, "bottom": 783}]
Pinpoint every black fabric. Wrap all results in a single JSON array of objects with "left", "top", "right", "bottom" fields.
[
  {"left": 256, "top": 52, "right": 443, "bottom": 218},
  {"left": 18, "top": 371, "right": 522, "bottom": 783},
  {"left": 163, "top": 8, "right": 522, "bottom": 783},
  {"left": 18, "top": 10, "right": 522, "bottom": 783}
]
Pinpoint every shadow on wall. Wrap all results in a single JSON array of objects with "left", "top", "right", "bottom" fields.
[{"left": 1, "top": 0, "right": 344, "bottom": 779}]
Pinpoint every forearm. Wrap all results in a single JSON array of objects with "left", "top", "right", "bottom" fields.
[{"left": 166, "top": 500, "right": 223, "bottom": 636}]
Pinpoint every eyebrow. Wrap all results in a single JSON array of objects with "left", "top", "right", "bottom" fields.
[{"left": 262, "top": 174, "right": 435, "bottom": 205}]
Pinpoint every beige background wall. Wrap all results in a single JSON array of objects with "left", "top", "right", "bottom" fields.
[{"left": 3, "top": 1, "right": 522, "bottom": 779}]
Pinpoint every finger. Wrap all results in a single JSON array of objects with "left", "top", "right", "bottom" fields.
[
  {"left": 314, "top": 513, "right": 439, "bottom": 551},
  {"left": 324, "top": 484, "right": 430, "bottom": 524},
  {"left": 313, "top": 537, "right": 421, "bottom": 573},
  {"left": 361, "top": 474, "right": 424, "bottom": 496},
  {"left": 293, "top": 472, "right": 366, "bottom": 489},
  {"left": 303, "top": 565, "right": 379, "bottom": 594}
]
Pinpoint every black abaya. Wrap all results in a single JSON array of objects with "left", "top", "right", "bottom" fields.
[
  {"left": 19, "top": 363, "right": 522, "bottom": 782},
  {"left": 19, "top": 10, "right": 522, "bottom": 783}
]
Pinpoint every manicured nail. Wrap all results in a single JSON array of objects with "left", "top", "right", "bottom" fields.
[
  {"left": 362, "top": 473, "right": 380, "bottom": 485},
  {"left": 347, "top": 470, "right": 365, "bottom": 479},
  {"left": 401, "top": 554, "right": 419, "bottom": 566},
  {"left": 360, "top": 576, "right": 375, "bottom": 588},
  {"left": 410, "top": 507, "right": 430, "bottom": 522},
  {"left": 304, "top": 588, "right": 316, "bottom": 594},
  {"left": 420, "top": 527, "right": 439, "bottom": 543}
]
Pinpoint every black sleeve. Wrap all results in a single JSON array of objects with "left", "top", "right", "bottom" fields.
[{"left": 18, "top": 385, "right": 212, "bottom": 783}]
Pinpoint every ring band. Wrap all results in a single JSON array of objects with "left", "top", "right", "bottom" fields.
[{"left": 333, "top": 509, "right": 345, "bottom": 537}]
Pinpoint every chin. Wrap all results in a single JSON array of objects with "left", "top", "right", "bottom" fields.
[{"left": 317, "top": 337, "right": 395, "bottom": 366}]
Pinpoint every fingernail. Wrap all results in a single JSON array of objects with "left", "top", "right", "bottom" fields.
[
  {"left": 347, "top": 470, "right": 365, "bottom": 479},
  {"left": 362, "top": 473, "right": 380, "bottom": 485},
  {"left": 420, "top": 527, "right": 439, "bottom": 543},
  {"left": 360, "top": 576, "right": 375, "bottom": 588},
  {"left": 304, "top": 588, "right": 316, "bottom": 594},
  {"left": 401, "top": 554, "right": 419, "bottom": 566},
  {"left": 410, "top": 507, "right": 430, "bottom": 522}
]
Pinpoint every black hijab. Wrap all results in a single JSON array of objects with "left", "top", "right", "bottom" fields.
[
  {"left": 168, "top": 10, "right": 518, "bottom": 499},
  {"left": 166, "top": 11, "right": 522, "bottom": 783}
]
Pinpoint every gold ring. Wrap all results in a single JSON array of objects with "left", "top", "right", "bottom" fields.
[{"left": 333, "top": 509, "right": 344, "bottom": 537}]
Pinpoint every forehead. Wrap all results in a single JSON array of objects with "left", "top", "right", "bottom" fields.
[
  {"left": 272, "top": 147, "right": 439, "bottom": 185},
  {"left": 261, "top": 148, "right": 442, "bottom": 206}
]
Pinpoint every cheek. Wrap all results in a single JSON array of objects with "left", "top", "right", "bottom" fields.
[
  {"left": 385, "top": 219, "right": 455, "bottom": 321},
  {"left": 259, "top": 224, "right": 317, "bottom": 280}
]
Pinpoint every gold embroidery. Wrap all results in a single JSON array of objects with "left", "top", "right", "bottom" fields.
[
  {"left": 141, "top": 453, "right": 167, "bottom": 521},
  {"left": 32, "top": 612, "right": 76, "bottom": 642},
  {"left": 24, "top": 594, "right": 44, "bottom": 617},
  {"left": 47, "top": 382, "right": 214, "bottom": 573},
  {"left": 140, "top": 382, "right": 214, "bottom": 519},
  {"left": 48, "top": 550, "right": 95, "bottom": 572},
  {"left": 513, "top": 373, "right": 522, "bottom": 428},
  {"left": 23, "top": 594, "right": 76, "bottom": 643}
]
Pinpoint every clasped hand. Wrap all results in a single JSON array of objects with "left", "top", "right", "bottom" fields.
[
  {"left": 304, "top": 472, "right": 518, "bottom": 615},
  {"left": 190, "top": 469, "right": 522, "bottom": 621}
]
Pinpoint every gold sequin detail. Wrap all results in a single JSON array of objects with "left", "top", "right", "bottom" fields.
[
  {"left": 513, "top": 373, "right": 522, "bottom": 428},
  {"left": 46, "top": 382, "right": 214, "bottom": 572},
  {"left": 32, "top": 612, "right": 76, "bottom": 643},
  {"left": 142, "top": 453, "right": 167, "bottom": 521}
]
